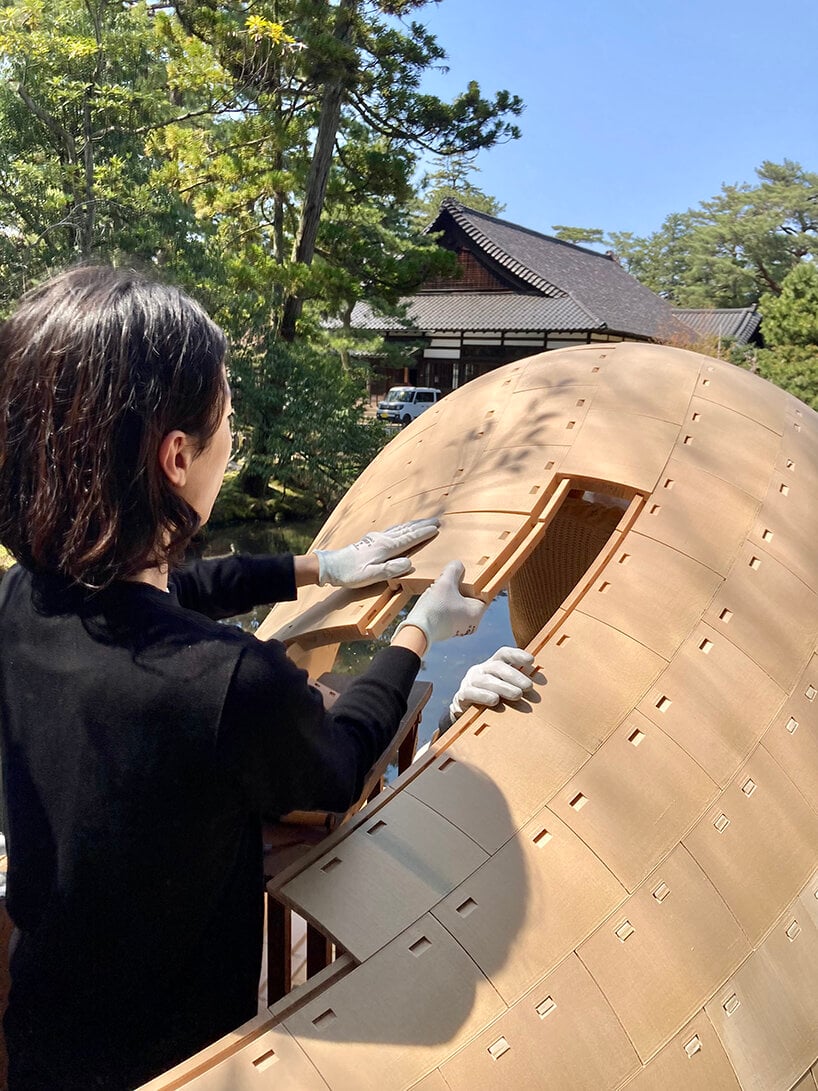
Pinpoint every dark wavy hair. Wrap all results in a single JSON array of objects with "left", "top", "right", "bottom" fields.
[{"left": 0, "top": 265, "right": 228, "bottom": 588}]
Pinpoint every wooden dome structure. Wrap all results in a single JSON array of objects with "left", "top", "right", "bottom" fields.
[{"left": 148, "top": 343, "right": 818, "bottom": 1091}]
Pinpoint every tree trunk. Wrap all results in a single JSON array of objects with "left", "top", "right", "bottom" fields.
[{"left": 278, "top": 0, "right": 356, "bottom": 342}]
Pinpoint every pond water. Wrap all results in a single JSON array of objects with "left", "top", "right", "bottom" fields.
[{"left": 203, "top": 519, "right": 516, "bottom": 753}]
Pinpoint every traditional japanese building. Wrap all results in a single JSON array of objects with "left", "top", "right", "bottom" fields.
[{"left": 349, "top": 200, "right": 759, "bottom": 394}]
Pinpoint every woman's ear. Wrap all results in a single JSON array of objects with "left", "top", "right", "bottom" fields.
[{"left": 158, "top": 430, "right": 193, "bottom": 488}]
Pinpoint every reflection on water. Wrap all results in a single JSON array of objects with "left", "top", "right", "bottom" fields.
[{"left": 203, "top": 519, "right": 515, "bottom": 756}]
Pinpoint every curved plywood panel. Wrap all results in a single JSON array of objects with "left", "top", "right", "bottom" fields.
[{"left": 147, "top": 344, "right": 818, "bottom": 1090}]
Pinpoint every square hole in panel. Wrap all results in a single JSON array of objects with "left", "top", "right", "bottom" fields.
[
  {"left": 786, "top": 920, "right": 801, "bottom": 942},
  {"left": 719, "top": 608, "right": 733, "bottom": 623},
  {"left": 762, "top": 528, "right": 774, "bottom": 542},
  {"left": 656, "top": 695, "right": 672, "bottom": 713},
  {"left": 653, "top": 881, "right": 671, "bottom": 903},
  {"left": 723, "top": 993, "right": 740, "bottom": 1016},
  {"left": 741, "top": 778, "right": 757, "bottom": 797},
  {"left": 684, "top": 1035, "right": 702, "bottom": 1058},
  {"left": 699, "top": 638, "right": 714, "bottom": 654},
  {"left": 749, "top": 556, "right": 761, "bottom": 571},
  {"left": 532, "top": 828, "right": 553, "bottom": 847},
  {"left": 488, "top": 1036, "right": 511, "bottom": 1061},
  {"left": 615, "top": 920, "right": 635, "bottom": 942},
  {"left": 786, "top": 717, "right": 799, "bottom": 734},
  {"left": 779, "top": 483, "right": 790, "bottom": 496},
  {"left": 806, "top": 685, "right": 817, "bottom": 702},
  {"left": 536, "top": 996, "right": 557, "bottom": 1019},
  {"left": 252, "top": 1049, "right": 279, "bottom": 1072},
  {"left": 714, "top": 813, "right": 730, "bottom": 833},
  {"left": 569, "top": 792, "right": 589, "bottom": 811},
  {"left": 628, "top": 727, "right": 646, "bottom": 747}
]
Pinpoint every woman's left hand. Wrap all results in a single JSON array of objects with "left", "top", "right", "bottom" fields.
[{"left": 315, "top": 517, "right": 440, "bottom": 589}]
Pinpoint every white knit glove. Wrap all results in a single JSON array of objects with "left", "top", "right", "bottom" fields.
[
  {"left": 394, "top": 560, "right": 486, "bottom": 647},
  {"left": 315, "top": 518, "right": 440, "bottom": 589},
  {"left": 449, "top": 646, "right": 535, "bottom": 723}
]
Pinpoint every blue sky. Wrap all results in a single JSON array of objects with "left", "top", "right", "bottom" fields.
[{"left": 416, "top": 0, "right": 818, "bottom": 239}]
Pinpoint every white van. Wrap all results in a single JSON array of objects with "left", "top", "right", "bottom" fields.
[{"left": 376, "top": 386, "right": 442, "bottom": 425}]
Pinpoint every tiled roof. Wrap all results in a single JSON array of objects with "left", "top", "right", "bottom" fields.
[
  {"left": 672, "top": 306, "right": 760, "bottom": 345},
  {"left": 431, "top": 200, "right": 690, "bottom": 342},
  {"left": 348, "top": 292, "right": 598, "bottom": 333}
]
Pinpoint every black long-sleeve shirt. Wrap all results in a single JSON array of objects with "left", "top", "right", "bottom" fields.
[{"left": 0, "top": 556, "right": 419, "bottom": 1089}]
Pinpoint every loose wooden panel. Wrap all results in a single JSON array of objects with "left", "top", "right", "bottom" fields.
[
  {"left": 619, "top": 1013, "right": 741, "bottom": 1091},
  {"left": 432, "top": 809, "right": 626, "bottom": 1005},
  {"left": 695, "top": 358, "right": 790, "bottom": 435},
  {"left": 632, "top": 458, "right": 759, "bottom": 577},
  {"left": 590, "top": 345, "right": 699, "bottom": 424},
  {"left": 439, "top": 954, "right": 640, "bottom": 1091},
  {"left": 406, "top": 702, "right": 589, "bottom": 854},
  {"left": 672, "top": 397, "right": 780, "bottom": 500},
  {"left": 763, "top": 653, "right": 818, "bottom": 813},
  {"left": 284, "top": 914, "right": 506, "bottom": 1091},
  {"left": 549, "top": 711, "right": 718, "bottom": 892},
  {"left": 638, "top": 621, "right": 786, "bottom": 788},
  {"left": 705, "top": 903, "right": 818, "bottom": 1091},
  {"left": 180, "top": 1025, "right": 330, "bottom": 1091},
  {"left": 577, "top": 846, "right": 750, "bottom": 1061},
  {"left": 558, "top": 409, "right": 680, "bottom": 494},
  {"left": 279, "top": 792, "right": 487, "bottom": 961},
  {"left": 703, "top": 540, "right": 818, "bottom": 695},
  {"left": 749, "top": 464, "right": 818, "bottom": 593},
  {"left": 528, "top": 610, "right": 667, "bottom": 752},
  {"left": 376, "top": 511, "right": 532, "bottom": 596},
  {"left": 485, "top": 384, "right": 596, "bottom": 451},
  {"left": 683, "top": 745, "right": 818, "bottom": 946},
  {"left": 259, "top": 583, "right": 403, "bottom": 646},
  {"left": 578, "top": 532, "right": 722, "bottom": 661}
]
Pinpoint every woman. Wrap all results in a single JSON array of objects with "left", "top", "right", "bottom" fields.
[{"left": 0, "top": 266, "right": 497, "bottom": 1088}]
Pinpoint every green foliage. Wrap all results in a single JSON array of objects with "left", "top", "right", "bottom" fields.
[
  {"left": 411, "top": 152, "right": 505, "bottom": 225},
  {"left": 230, "top": 338, "right": 389, "bottom": 510},
  {"left": 0, "top": 0, "right": 523, "bottom": 499},
  {"left": 608, "top": 161, "right": 818, "bottom": 307},
  {"left": 732, "top": 344, "right": 818, "bottom": 412},
  {"left": 551, "top": 225, "right": 605, "bottom": 247},
  {"left": 759, "top": 262, "right": 818, "bottom": 347}
]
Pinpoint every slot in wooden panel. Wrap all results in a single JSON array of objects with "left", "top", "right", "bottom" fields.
[
  {"left": 171, "top": 1025, "right": 330, "bottom": 1091},
  {"left": 440, "top": 444, "right": 569, "bottom": 515},
  {"left": 590, "top": 345, "right": 700, "bottom": 424},
  {"left": 549, "top": 711, "right": 718, "bottom": 891},
  {"left": 749, "top": 469, "right": 818, "bottom": 593},
  {"left": 513, "top": 348, "right": 609, "bottom": 392},
  {"left": 439, "top": 954, "right": 639, "bottom": 1090},
  {"left": 619, "top": 1013, "right": 741, "bottom": 1091},
  {"left": 683, "top": 746, "right": 818, "bottom": 945},
  {"left": 432, "top": 810, "right": 626, "bottom": 1004},
  {"left": 694, "top": 359, "right": 790, "bottom": 435},
  {"left": 705, "top": 905, "right": 818, "bottom": 1091},
  {"left": 672, "top": 397, "right": 780, "bottom": 500},
  {"left": 706, "top": 541, "right": 818, "bottom": 693},
  {"left": 578, "top": 846, "right": 750, "bottom": 1061},
  {"left": 763, "top": 653, "right": 818, "bottom": 812},
  {"left": 279, "top": 792, "right": 487, "bottom": 961},
  {"left": 579, "top": 532, "right": 722, "bottom": 661},
  {"left": 526, "top": 610, "right": 666, "bottom": 752},
  {"left": 485, "top": 385, "right": 597, "bottom": 451},
  {"left": 284, "top": 914, "right": 505, "bottom": 1091},
  {"left": 407, "top": 703, "right": 588, "bottom": 853},
  {"left": 559, "top": 409, "right": 680, "bottom": 493},
  {"left": 633, "top": 457, "right": 759, "bottom": 576},
  {"left": 638, "top": 622, "right": 787, "bottom": 787}
]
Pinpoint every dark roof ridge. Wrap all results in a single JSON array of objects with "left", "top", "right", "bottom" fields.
[
  {"left": 672, "top": 304, "right": 758, "bottom": 315},
  {"left": 438, "top": 197, "right": 619, "bottom": 263},
  {"left": 433, "top": 198, "right": 563, "bottom": 296}
]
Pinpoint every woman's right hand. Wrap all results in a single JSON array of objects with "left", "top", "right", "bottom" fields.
[{"left": 393, "top": 560, "right": 486, "bottom": 649}]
